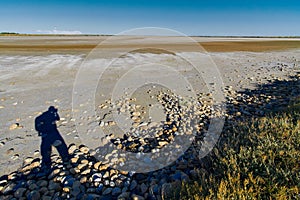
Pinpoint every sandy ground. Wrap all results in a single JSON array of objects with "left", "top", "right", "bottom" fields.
[{"left": 0, "top": 36, "right": 300, "bottom": 176}]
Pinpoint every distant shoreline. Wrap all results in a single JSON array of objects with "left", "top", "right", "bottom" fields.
[{"left": 1, "top": 32, "right": 300, "bottom": 38}]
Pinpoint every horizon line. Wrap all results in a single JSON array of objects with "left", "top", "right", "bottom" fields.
[{"left": 1, "top": 32, "right": 300, "bottom": 38}]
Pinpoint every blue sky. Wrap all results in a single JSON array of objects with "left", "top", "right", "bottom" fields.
[{"left": 1, "top": 0, "right": 300, "bottom": 36}]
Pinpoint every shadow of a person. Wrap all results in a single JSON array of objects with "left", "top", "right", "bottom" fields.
[{"left": 35, "top": 106, "right": 70, "bottom": 170}]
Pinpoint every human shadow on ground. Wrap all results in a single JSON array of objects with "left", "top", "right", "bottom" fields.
[{"left": 35, "top": 106, "right": 70, "bottom": 170}]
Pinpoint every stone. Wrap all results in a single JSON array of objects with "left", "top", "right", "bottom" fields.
[
  {"left": 158, "top": 141, "right": 168, "bottom": 146},
  {"left": 132, "top": 111, "right": 141, "bottom": 117},
  {"left": 118, "top": 192, "right": 130, "bottom": 199},
  {"left": 63, "top": 187, "right": 70, "bottom": 193},
  {"left": 77, "top": 163, "right": 88, "bottom": 170},
  {"left": 81, "top": 168, "right": 91, "bottom": 175},
  {"left": 36, "top": 180, "right": 48, "bottom": 187},
  {"left": 79, "top": 145, "right": 89, "bottom": 154},
  {"left": 103, "top": 187, "right": 112, "bottom": 195},
  {"left": 94, "top": 161, "right": 101, "bottom": 170},
  {"left": 99, "top": 164, "right": 109, "bottom": 171},
  {"left": 70, "top": 157, "right": 79, "bottom": 163},
  {"left": 48, "top": 181, "right": 60, "bottom": 191},
  {"left": 130, "top": 180, "right": 137, "bottom": 190},
  {"left": 112, "top": 187, "right": 122, "bottom": 196},
  {"left": 9, "top": 123, "right": 21, "bottom": 130},
  {"left": 27, "top": 190, "right": 40, "bottom": 200},
  {"left": 28, "top": 183, "right": 38, "bottom": 191},
  {"left": 80, "top": 176, "right": 87, "bottom": 183},
  {"left": 39, "top": 187, "right": 48, "bottom": 195},
  {"left": 140, "top": 183, "right": 148, "bottom": 194},
  {"left": 42, "top": 196, "right": 52, "bottom": 200},
  {"left": 68, "top": 144, "right": 77, "bottom": 154},
  {"left": 14, "top": 187, "right": 27, "bottom": 198},
  {"left": 132, "top": 194, "right": 145, "bottom": 200},
  {"left": 23, "top": 157, "right": 34, "bottom": 165},
  {"left": 149, "top": 184, "right": 159, "bottom": 195}
]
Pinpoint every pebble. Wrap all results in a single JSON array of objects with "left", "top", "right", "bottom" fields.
[
  {"left": 130, "top": 180, "right": 137, "bottom": 190},
  {"left": 14, "top": 187, "right": 27, "bottom": 198},
  {"left": 112, "top": 187, "right": 122, "bottom": 196},
  {"left": 132, "top": 194, "right": 145, "bottom": 200},
  {"left": 27, "top": 190, "right": 40, "bottom": 200},
  {"left": 103, "top": 187, "right": 112, "bottom": 195},
  {"left": 140, "top": 183, "right": 148, "bottom": 194},
  {"left": 68, "top": 144, "right": 77, "bottom": 154},
  {"left": 9, "top": 123, "right": 22, "bottom": 130}
]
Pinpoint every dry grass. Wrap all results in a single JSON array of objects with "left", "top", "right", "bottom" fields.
[{"left": 179, "top": 106, "right": 300, "bottom": 199}]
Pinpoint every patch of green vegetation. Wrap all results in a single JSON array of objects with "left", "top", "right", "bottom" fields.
[
  {"left": 178, "top": 102, "right": 300, "bottom": 199},
  {"left": 0, "top": 32, "right": 20, "bottom": 35}
]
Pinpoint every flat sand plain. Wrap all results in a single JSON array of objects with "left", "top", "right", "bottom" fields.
[{"left": 0, "top": 36, "right": 300, "bottom": 176}]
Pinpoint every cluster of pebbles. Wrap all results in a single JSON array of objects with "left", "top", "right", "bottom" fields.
[
  {"left": 0, "top": 73, "right": 299, "bottom": 199},
  {"left": 0, "top": 89, "right": 220, "bottom": 200}
]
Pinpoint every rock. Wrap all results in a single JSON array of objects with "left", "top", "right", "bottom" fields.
[
  {"left": 47, "top": 169, "right": 60, "bottom": 179},
  {"left": 86, "top": 193, "right": 101, "bottom": 199},
  {"left": 42, "top": 196, "right": 52, "bottom": 200},
  {"left": 9, "top": 123, "right": 21, "bottom": 130},
  {"left": 109, "top": 181, "right": 116, "bottom": 187},
  {"left": 2, "top": 183, "right": 16, "bottom": 195},
  {"left": 132, "top": 111, "right": 141, "bottom": 117},
  {"left": 48, "top": 181, "right": 60, "bottom": 191},
  {"left": 38, "top": 187, "right": 48, "bottom": 195},
  {"left": 130, "top": 180, "right": 137, "bottom": 190},
  {"left": 99, "top": 164, "right": 109, "bottom": 171},
  {"left": 99, "top": 121, "right": 105, "bottom": 127},
  {"left": 28, "top": 183, "right": 38, "bottom": 191},
  {"left": 103, "top": 187, "right": 112, "bottom": 195},
  {"left": 77, "top": 163, "right": 88, "bottom": 170},
  {"left": 79, "top": 145, "right": 89, "bottom": 154},
  {"left": 11, "top": 154, "right": 19, "bottom": 160},
  {"left": 108, "top": 121, "right": 116, "bottom": 126},
  {"left": 70, "top": 156, "right": 79, "bottom": 163},
  {"left": 71, "top": 181, "right": 82, "bottom": 196},
  {"left": 6, "top": 148, "right": 14, "bottom": 155},
  {"left": 63, "top": 187, "right": 70, "bottom": 193},
  {"left": 27, "top": 190, "right": 40, "bottom": 200},
  {"left": 132, "top": 194, "right": 145, "bottom": 200},
  {"left": 68, "top": 144, "right": 77, "bottom": 154},
  {"left": 140, "top": 183, "right": 148, "bottom": 194},
  {"left": 14, "top": 187, "right": 27, "bottom": 198},
  {"left": 36, "top": 180, "right": 48, "bottom": 187},
  {"left": 158, "top": 141, "right": 168, "bottom": 146},
  {"left": 112, "top": 187, "right": 122, "bottom": 196},
  {"left": 81, "top": 168, "right": 90, "bottom": 175},
  {"left": 149, "top": 184, "right": 159, "bottom": 195},
  {"left": 80, "top": 176, "right": 88, "bottom": 184},
  {"left": 23, "top": 157, "right": 34, "bottom": 165},
  {"left": 117, "top": 192, "right": 130, "bottom": 200},
  {"left": 94, "top": 161, "right": 101, "bottom": 170}
]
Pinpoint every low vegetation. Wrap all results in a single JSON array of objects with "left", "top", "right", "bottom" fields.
[{"left": 179, "top": 99, "right": 300, "bottom": 199}]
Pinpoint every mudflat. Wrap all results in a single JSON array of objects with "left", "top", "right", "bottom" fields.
[{"left": 0, "top": 36, "right": 299, "bottom": 198}]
